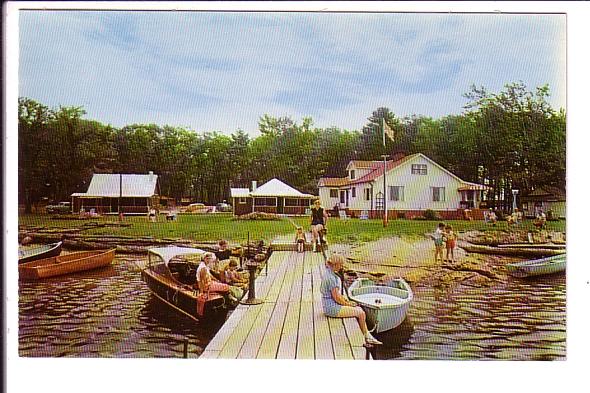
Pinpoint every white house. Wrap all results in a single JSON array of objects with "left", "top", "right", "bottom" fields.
[
  {"left": 318, "top": 153, "right": 490, "bottom": 219},
  {"left": 71, "top": 172, "right": 161, "bottom": 215},
  {"left": 231, "top": 178, "right": 315, "bottom": 216}
]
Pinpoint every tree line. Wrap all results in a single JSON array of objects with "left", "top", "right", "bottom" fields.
[{"left": 18, "top": 81, "right": 565, "bottom": 213}]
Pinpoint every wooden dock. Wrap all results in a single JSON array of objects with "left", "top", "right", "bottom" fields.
[{"left": 200, "top": 249, "right": 368, "bottom": 360}]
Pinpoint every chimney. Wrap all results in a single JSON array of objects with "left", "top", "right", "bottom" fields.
[
  {"left": 149, "top": 171, "right": 154, "bottom": 181},
  {"left": 251, "top": 181, "right": 257, "bottom": 192}
]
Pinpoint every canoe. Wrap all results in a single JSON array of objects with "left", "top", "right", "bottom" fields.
[
  {"left": 19, "top": 248, "right": 115, "bottom": 280},
  {"left": 506, "top": 254, "right": 566, "bottom": 278},
  {"left": 348, "top": 277, "right": 413, "bottom": 333},
  {"left": 141, "top": 246, "right": 228, "bottom": 323},
  {"left": 18, "top": 241, "right": 63, "bottom": 264}
]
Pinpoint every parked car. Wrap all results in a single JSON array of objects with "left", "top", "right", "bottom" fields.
[
  {"left": 46, "top": 201, "right": 72, "bottom": 214},
  {"left": 185, "top": 203, "right": 208, "bottom": 213},
  {"left": 215, "top": 202, "right": 232, "bottom": 212}
]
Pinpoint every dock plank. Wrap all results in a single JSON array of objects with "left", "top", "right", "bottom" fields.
[
  {"left": 328, "top": 318, "right": 354, "bottom": 360},
  {"left": 276, "top": 252, "right": 305, "bottom": 359}
]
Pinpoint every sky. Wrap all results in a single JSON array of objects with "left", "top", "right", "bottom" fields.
[{"left": 18, "top": 9, "right": 566, "bottom": 135}]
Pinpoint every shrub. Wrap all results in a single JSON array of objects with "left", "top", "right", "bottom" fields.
[
  {"left": 397, "top": 212, "right": 406, "bottom": 219},
  {"left": 234, "top": 212, "right": 280, "bottom": 221},
  {"left": 423, "top": 209, "right": 439, "bottom": 220}
]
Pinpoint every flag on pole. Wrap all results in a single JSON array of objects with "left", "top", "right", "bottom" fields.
[{"left": 382, "top": 118, "right": 395, "bottom": 146}]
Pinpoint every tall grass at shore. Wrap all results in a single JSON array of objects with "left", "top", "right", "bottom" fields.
[{"left": 19, "top": 213, "right": 566, "bottom": 245}]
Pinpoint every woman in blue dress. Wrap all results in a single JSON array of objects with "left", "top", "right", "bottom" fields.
[{"left": 320, "top": 253, "right": 382, "bottom": 345}]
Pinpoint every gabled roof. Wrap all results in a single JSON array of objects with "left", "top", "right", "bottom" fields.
[
  {"left": 350, "top": 154, "right": 418, "bottom": 185},
  {"left": 252, "top": 178, "right": 314, "bottom": 197},
  {"left": 231, "top": 179, "right": 315, "bottom": 198},
  {"left": 75, "top": 173, "right": 158, "bottom": 198}
]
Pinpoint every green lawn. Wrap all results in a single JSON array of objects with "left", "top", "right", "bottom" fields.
[{"left": 19, "top": 213, "right": 566, "bottom": 245}]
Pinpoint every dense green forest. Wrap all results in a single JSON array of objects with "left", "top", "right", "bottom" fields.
[{"left": 18, "top": 82, "right": 565, "bottom": 213}]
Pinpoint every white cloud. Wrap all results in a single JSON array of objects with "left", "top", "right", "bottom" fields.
[{"left": 18, "top": 10, "right": 566, "bottom": 134}]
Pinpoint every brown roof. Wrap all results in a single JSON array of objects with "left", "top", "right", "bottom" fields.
[
  {"left": 349, "top": 154, "right": 417, "bottom": 185},
  {"left": 521, "top": 186, "right": 566, "bottom": 202},
  {"left": 349, "top": 160, "right": 379, "bottom": 169},
  {"left": 318, "top": 177, "right": 350, "bottom": 187}
]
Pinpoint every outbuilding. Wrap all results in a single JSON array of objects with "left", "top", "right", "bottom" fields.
[
  {"left": 231, "top": 178, "right": 315, "bottom": 216},
  {"left": 71, "top": 172, "right": 161, "bottom": 215},
  {"left": 520, "top": 186, "right": 566, "bottom": 219}
]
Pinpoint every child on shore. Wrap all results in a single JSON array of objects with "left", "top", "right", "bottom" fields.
[
  {"left": 295, "top": 226, "right": 306, "bottom": 253},
  {"left": 432, "top": 222, "right": 445, "bottom": 263},
  {"left": 444, "top": 224, "right": 457, "bottom": 263}
]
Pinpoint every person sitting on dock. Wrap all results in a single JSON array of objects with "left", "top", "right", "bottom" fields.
[
  {"left": 196, "top": 252, "right": 232, "bottom": 297},
  {"left": 321, "top": 253, "right": 382, "bottom": 345},
  {"left": 310, "top": 199, "right": 329, "bottom": 252},
  {"left": 295, "top": 226, "right": 306, "bottom": 253},
  {"left": 215, "top": 239, "right": 232, "bottom": 261},
  {"left": 222, "top": 259, "right": 248, "bottom": 290}
]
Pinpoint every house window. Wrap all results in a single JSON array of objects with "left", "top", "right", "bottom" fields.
[
  {"left": 254, "top": 197, "right": 277, "bottom": 206},
  {"left": 411, "top": 164, "right": 427, "bottom": 175},
  {"left": 284, "top": 198, "right": 299, "bottom": 207},
  {"left": 364, "top": 188, "right": 371, "bottom": 201},
  {"left": 389, "top": 186, "right": 404, "bottom": 201},
  {"left": 350, "top": 170, "right": 356, "bottom": 180},
  {"left": 329, "top": 189, "right": 338, "bottom": 198},
  {"left": 352, "top": 187, "right": 356, "bottom": 198},
  {"left": 238, "top": 197, "right": 247, "bottom": 204},
  {"left": 432, "top": 187, "right": 445, "bottom": 202}
]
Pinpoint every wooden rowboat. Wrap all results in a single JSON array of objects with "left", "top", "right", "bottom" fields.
[
  {"left": 141, "top": 246, "right": 228, "bottom": 323},
  {"left": 18, "top": 241, "right": 63, "bottom": 264},
  {"left": 348, "top": 277, "right": 413, "bottom": 333},
  {"left": 19, "top": 249, "right": 116, "bottom": 280},
  {"left": 506, "top": 254, "right": 566, "bottom": 278}
]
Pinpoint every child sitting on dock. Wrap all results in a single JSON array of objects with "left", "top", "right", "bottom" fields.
[
  {"left": 295, "top": 226, "right": 306, "bottom": 253},
  {"left": 223, "top": 260, "right": 248, "bottom": 290},
  {"left": 444, "top": 224, "right": 457, "bottom": 263},
  {"left": 432, "top": 222, "right": 445, "bottom": 263}
]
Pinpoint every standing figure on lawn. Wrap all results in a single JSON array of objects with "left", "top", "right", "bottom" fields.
[{"left": 310, "top": 199, "right": 329, "bottom": 253}]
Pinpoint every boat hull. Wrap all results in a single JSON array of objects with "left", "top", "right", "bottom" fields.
[
  {"left": 141, "top": 264, "right": 227, "bottom": 323},
  {"left": 348, "top": 278, "right": 413, "bottom": 333},
  {"left": 506, "top": 254, "right": 566, "bottom": 277},
  {"left": 18, "top": 249, "right": 115, "bottom": 280},
  {"left": 18, "top": 241, "right": 63, "bottom": 264}
]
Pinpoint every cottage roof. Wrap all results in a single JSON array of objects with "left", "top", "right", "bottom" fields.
[
  {"left": 230, "top": 188, "right": 250, "bottom": 198},
  {"left": 522, "top": 186, "right": 566, "bottom": 202},
  {"left": 75, "top": 173, "right": 158, "bottom": 198},
  {"left": 317, "top": 177, "right": 350, "bottom": 187},
  {"left": 251, "top": 178, "right": 314, "bottom": 198}
]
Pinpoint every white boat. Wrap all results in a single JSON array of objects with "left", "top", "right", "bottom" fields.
[
  {"left": 506, "top": 254, "right": 566, "bottom": 278},
  {"left": 348, "top": 277, "right": 413, "bottom": 333}
]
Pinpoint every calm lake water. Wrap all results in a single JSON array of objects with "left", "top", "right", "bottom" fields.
[{"left": 18, "top": 254, "right": 566, "bottom": 360}]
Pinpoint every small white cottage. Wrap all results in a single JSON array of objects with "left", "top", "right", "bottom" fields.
[
  {"left": 71, "top": 172, "right": 161, "bottom": 215},
  {"left": 318, "top": 153, "right": 490, "bottom": 219}
]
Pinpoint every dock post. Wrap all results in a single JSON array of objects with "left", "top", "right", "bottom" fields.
[
  {"left": 240, "top": 260, "right": 263, "bottom": 305},
  {"left": 183, "top": 337, "right": 189, "bottom": 358}
]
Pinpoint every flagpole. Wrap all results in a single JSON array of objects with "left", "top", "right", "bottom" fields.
[{"left": 381, "top": 117, "right": 388, "bottom": 227}]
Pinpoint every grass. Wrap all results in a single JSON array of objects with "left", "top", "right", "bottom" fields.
[{"left": 19, "top": 213, "right": 566, "bottom": 246}]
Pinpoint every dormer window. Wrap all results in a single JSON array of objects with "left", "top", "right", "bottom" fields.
[
  {"left": 411, "top": 164, "right": 427, "bottom": 175},
  {"left": 350, "top": 170, "right": 356, "bottom": 180}
]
